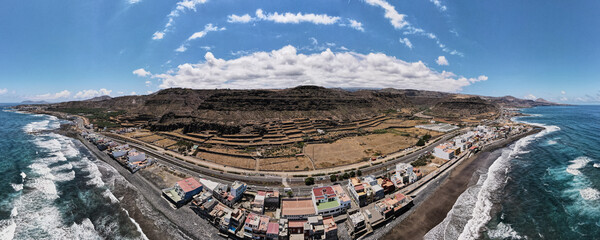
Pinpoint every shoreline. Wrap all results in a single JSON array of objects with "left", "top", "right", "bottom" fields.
[
  {"left": 73, "top": 134, "right": 218, "bottom": 240},
  {"left": 380, "top": 127, "right": 542, "bottom": 240}
]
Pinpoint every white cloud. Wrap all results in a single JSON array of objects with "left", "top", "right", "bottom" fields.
[
  {"left": 188, "top": 24, "right": 225, "bottom": 41},
  {"left": 436, "top": 56, "right": 449, "bottom": 66},
  {"left": 399, "top": 38, "right": 413, "bottom": 49},
  {"left": 364, "top": 0, "right": 408, "bottom": 29},
  {"left": 429, "top": 0, "right": 447, "bottom": 11},
  {"left": 175, "top": 45, "right": 187, "bottom": 52},
  {"left": 348, "top": 19, "right": 365, "bottom": 32},
  {"left": 404, "top": 27, "right": 463, "bottom": 56},
  {"left": 128, "top": 0, "right": 142, "bottom": 4},
  {"left": 309, "top": 37, "right": 318, "bottom": 45},
  {"left": 200, "top": 46, "right": 212, "bottom": 51},
  {"left": 154, "top": 45, "right": 486, "bottom": 92},
  {"left": 145, "top": 81, "right": 152, "bottom": 87},
  {"left": 152, "top": 0, "right": 208, "bottom": 40},
  {"left": 255, "top": 9, "right": 340, "bottom": 25},
  {"left": 130, "top": 91, "right": 137, "bottom": 95},
  {"left": 524, "top": 94, "right": 537, "bottom": 100},
  {"left": 133, "top": 68, "right": 151, "bottom": 77},
  {"left": 366, "top": 0, "right": 461, "bottom": 56},
  {"left": 477, "top": 75, "right": 488, "bottom": 81},
  {"left": 152, "top": 31, "right": 165, "bottom": 40},
  {"left": 74, "top": 89, "right": 112, "bottom": 99},
  {"left": 0, "top": 88, "right": 7, "bottom": 95},
  {"left": 230, "top": 10, "right": 363, "bottom": 31},
  {"left": 560, "top": 97, "right": 568, "bottom": 101},
  {"left": 561, "top": 90, "right": 566, "bottom": 95},
  {"left": 31, "top": 90, "right": 71, "bottom": 101},
  {"left": 228, "top": 14, "right": 254, "bottom": 23}
]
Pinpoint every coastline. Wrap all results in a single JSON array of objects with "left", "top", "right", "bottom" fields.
[
  {"left": 380, "top": 127, "right": 542, "bottom": 240},
  {"left": 74, "top": 134, "right": 219, "bottom": 240}
]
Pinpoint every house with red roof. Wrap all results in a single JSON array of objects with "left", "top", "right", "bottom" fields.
[{"left": 162, "top": 177, "right": 203, "bottom": 207}]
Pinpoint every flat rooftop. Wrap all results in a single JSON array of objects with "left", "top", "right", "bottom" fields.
[
  {"left": 282, "top": 198, "right": 316, "bottom": 217},
  {"left": 317, "top": 200, "right": 340, "bottom": 211}
]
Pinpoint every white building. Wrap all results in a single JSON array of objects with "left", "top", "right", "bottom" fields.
[
  {"left": 230, "top": 181, "right": 247, "bottom": 201},
  {"left": 391, "top": 163, "right": 418, "bottom": 187}
]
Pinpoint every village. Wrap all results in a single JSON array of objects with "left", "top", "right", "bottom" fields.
[{"left": 78, "top": 118, "right": 533, "bottom": 240}]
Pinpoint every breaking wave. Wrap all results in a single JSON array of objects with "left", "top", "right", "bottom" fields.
[{"left": 454, "top": 122, "right": 559, "bottom": 240}]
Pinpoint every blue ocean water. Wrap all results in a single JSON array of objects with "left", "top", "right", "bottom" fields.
[
  {"left": 0, "top": 106, "right": 147, "bottom": 239},
  {"left": 426, "top": 105, "right": 600, "bottom": 240}
]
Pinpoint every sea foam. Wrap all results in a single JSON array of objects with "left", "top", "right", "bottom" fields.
[
  {"left": 457, "top": 122, "right": 557, "bottom": 240},
  {"left": 566, "top": 157, "right": 591, "bottom": 176},
  {"left": 579, "top": 188, "right": 600, "bottom": 201}
]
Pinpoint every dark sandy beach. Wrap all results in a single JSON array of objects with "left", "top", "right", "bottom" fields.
[{"left": 382, "top": 129, "right": 540, "bottom": 240}]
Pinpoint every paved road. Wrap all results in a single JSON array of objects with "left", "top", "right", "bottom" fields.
[{"left": 91, "top": 128, "right": 462, "bottom": 196}]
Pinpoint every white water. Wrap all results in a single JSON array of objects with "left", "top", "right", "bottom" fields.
[
  {"left": 5, "top": 115, "right": 148, "bottom": 239},
  {"left": 566, "top": 157, "right": 592, "bottom": 176},
  {"left": 427, "top": 121, "right": 559, "bottom": 240}
]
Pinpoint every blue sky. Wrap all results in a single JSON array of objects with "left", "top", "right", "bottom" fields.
[{"left": 1, "top": 0, "right": 599, "bottom": 103}]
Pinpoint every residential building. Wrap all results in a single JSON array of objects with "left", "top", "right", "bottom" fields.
[
  {"left": 162, "top": 178, "right": 203, "bottom": 207},
  {"left": 323, "top": 216, "right": 338, "bottom": 240},
  {"left": 391, "top": 163, "right": 418, "bottom": 187},
  {"left": 281, "top": 198, "right": 316, "bottom": 220}
]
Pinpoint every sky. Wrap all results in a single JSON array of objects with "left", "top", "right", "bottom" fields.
[{"left": 1, "top": 0, "right": 599, "bottom": 104}]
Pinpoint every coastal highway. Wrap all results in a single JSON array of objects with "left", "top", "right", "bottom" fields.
[{"left": 100, "top": 130, "right": 460, "bottom": 196}]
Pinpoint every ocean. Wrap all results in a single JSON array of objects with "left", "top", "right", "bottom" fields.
[
  {"left": 0, "top": 105, "right": 148, "bottom": 240},
  {"left": 426, "top": 105, "right": 600, "bottom": 239}
]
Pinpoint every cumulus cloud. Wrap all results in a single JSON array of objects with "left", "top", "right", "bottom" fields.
[
  {"left": 31, "top": 90, "right": 71, "bottom": 101},
  {"left": 364, "top": 0, "right": 408, "bottom": 29},
  {"left": 228, "top": 14, "right": 253, "bottom": 23},
  {"left": 153, "top": 45, "right": 486, "bottom": 92},
  {"left": 430, "top": 0, "right": 447, "bottom": 11},
  {"left": 399, "top": 38, "right": 413, "bottom": 49},
  {"left": 0, "top": 88, "right": 7, "bottom": 95},
  {"left": 74, "top": 89, "right": 112, "bottom": 99},
  {"left": 152, "top": 0, "right": 208, "bottom": 40},
  {"left": 524, "top": 94, "right": 537, "bottom": 100},
  {"left": 436, "top": 56, "right": 449, "bottom": 65},
  {"left": 133, "top": 68, "right": 151, "bottom": 77}
]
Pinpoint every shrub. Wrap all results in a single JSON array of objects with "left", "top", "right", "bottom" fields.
[
  {"left": 330, "top": 174, "right": 338, "bottom": 182},
  {"left": 342, "top": 172, "right": 350, "bottom": 179},
  {"left": 416, "top": 139, "right": 426, "bottom": 146},
  {"left": 305, "top": 177, "right": 315, "bottom": 185},
  {"left": 357, "top": 170, "right": 363, "bottom": 176}
]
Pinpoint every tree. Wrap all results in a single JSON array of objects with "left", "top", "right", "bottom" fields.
[
  {"left": 342, "top": 172, "right": 350, "bottom": 179},
  {"left": 330, "top": 174, "right": 338, "bottom": 182},
  {"left": 422, "top": 133, "right": 432, "bottom": 142},
  {"left": 350, "top": 171, "right": 356, "bottom": 177},
  {"left": 287, "top": 190, "right": 294, "bottom": 198},
  {"left": 305, "top": 177, "right": 315, "bottom": 185},
  {"left": 357, "top": 170, "right": 362, "bottom": 176},
  {"left": 416, "top": 139, "right": 425, "bottom": 146}
]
